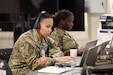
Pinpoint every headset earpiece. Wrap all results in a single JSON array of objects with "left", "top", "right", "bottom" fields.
[{"left": 34, "top": 11, "right": 46, "bottom": 29}]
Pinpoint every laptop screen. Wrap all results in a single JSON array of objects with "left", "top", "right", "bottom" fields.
[{"left": 79, "top": 39, "right": 97, "bottom": 67}]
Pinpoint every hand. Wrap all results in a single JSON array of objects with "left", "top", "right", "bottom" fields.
[
  {"left": 77, "top": 47, "right": 84, "bottom": 55},
  {"left": 54, "top": 56, "right": 75, "bottom": 63},
  {"left": 36, "top": 57, "right": 49, "bottom": 67}
]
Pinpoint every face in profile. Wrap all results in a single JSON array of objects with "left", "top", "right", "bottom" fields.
[
  {"left": 63, "top": 15, "right": 74, "bottom": 30},
  {"left": 39, "top": 18, "right": 53, "bottom": 37}
]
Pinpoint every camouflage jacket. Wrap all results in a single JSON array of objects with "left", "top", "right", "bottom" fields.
[
  {"left": 50, "top": 28, "right": 78, "bottom": 56},
  {"left": 95, "top": 54, "right": 113, "bottom": 65},
  {"left": 8, "top": 29, "right": 64, "bottom": 75}
]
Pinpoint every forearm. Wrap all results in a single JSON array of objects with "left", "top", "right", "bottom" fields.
[
  {"left": 31, "top": 57, "right": 56, "bottom": 70},
  {"left": 44, "top": 58, "right": 56, "bottom": 66}
]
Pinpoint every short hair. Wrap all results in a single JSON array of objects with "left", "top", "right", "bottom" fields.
[{"left": 54, "top": 9, "right": 73, "bottom": 27}]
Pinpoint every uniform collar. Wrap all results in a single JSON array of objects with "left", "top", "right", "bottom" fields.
[{"left": 55, "top": 27, "right": 66, "bottom": 35}]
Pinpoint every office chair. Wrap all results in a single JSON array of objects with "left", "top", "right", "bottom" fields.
[
  {"left": 0, "top": 48, "right": 13, "bottom": 63},
  {"left": 0, "top": 48, "right": 13, "bottom": 75}
]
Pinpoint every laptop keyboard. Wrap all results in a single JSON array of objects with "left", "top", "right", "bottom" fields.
[
  {"left": 55, "top": 56, "right": 82, "bottom": 68},
  {"left": 55, "top": 60, "right": 78, "bottom": 67}
]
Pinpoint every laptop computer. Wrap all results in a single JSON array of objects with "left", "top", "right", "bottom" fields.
[
  {"left": 80, "top": 44, "right": 101, "bottom": 75},
  {"left": 83, "top": 40, "right": 109, "bottom": 67},
  {"left": 78, "top": 40, "right": 109, "bottom": 75},
  {"left": 79, "top": 39, "right": 98, "bottom": 67},
  {"left": 27, "top": 41, "right": 110, "bottom": 75},
  {"left": 55, "top": 39, "right": 98, "bottom": 67},
  {"left": 32, "top": 45, "right": 102, "bottom": 75},
  {"left": 72, "top": 42, "right": 106, "bottom": 75},
  {"left": 98, "top": 40, "right": 110, "bottom": 55}
]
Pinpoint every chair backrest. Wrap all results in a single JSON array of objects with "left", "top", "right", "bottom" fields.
[
  {"left": 0, "top": 59, "right": 13, "bottom": 75},
  {"left": 79, "top": 39, "right": 97, "bottom": 67},
  {"left": 0, "top": 48, "right": 13, "bottom": 63}
]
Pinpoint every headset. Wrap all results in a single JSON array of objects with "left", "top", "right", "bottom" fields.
[{"left": 34, "top": 11, "right": 46, "bottom": 29}]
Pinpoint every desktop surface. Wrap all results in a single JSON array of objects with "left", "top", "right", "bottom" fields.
[
  {"left": 27, "top": 68, "right": 81, "bottom": 75},
  {"left": 26, "top": 56, "right": 82, "bottom": 75}
]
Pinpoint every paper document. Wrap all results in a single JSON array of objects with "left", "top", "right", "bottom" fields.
[{"left": 38, "top": 66, "right": 73, "bottom": 74}]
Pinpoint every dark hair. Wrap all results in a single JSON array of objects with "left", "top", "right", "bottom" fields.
[
  {"left": 53, "top": 9, "right": 73, "bottom": 27},
  {"left": 33, "top": 11, "right": 53, "bottom": 29}
]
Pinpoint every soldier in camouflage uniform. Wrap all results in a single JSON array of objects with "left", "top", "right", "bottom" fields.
[
  {"left": 95, "top": 48, "right": 113, "bottom": 65},
  {"left": 8, "top": 11, "right": 75, "bottom": 75},
  {"left": 50, "top": 28, "right": 79, "bottom": 56},
  {"left": 50, "top": 9, "right": 83, "bottom": 56},
  {"left": 95, "top": 54, "right": 113, "bottom": 65}
]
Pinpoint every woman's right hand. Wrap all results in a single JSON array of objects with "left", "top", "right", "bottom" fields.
[
  {"left": 36, "top": 57, "right": 49, "bottom": 67},
  {"left": 54, "top": 56, "right": 75, "bottom": 63}
]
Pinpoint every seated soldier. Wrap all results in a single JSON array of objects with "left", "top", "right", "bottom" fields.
[{"left": 50, "top": 9, "right": 83, "bottom": 56}]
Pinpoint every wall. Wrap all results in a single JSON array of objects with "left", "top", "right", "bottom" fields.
[
  {"left": 68, "top": 0, "right": 113, "bottom": 48},
  {"left": 0, "top": 13, "right": 101, "bottom": 48},
  {"left": 0, "top": 0, "right": 112, "bottom": 48},
  {"left": 69, "top": 13, "right": 102, "bottom": 48},
  {"left": 0, "top": 32, "right": 13, "bottom": 48},
  {"left": 0, "top": 13, "right": 99, "bottom": 48}
]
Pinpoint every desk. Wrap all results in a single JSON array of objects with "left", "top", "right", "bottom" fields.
[
  {"left": 27, "top": 68, "right": 81, "bottom": 75},
  {"left": 27, "top": 56, "right": 82, "bottom": 75}
]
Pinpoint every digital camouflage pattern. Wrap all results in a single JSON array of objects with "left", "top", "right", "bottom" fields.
[
  {"left": 50, "top": 28, "right": 78, "bottom": 56},
  {"left": 8, "top": 29, "right": 64, "bottom": 75},
  {"left": 95, "top": 54, "right": 113, "bottom": 65}
]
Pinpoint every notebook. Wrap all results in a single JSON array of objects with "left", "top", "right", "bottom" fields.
[{"left": 38, "top": 66, "right": 73, "bottom": 74}]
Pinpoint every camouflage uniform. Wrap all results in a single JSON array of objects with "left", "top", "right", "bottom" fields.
[
  {"left": 8, "top": 29, "right": 64, "bottom": 75},
  {"left": 96, "top": 55, "right": 113, "bottom": 65},
  {"left": 50, "top": 28, "right": 78, "bottom": 56},
  {"left": 96, "top": 54, "right": 113, "bottom": 65}
]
